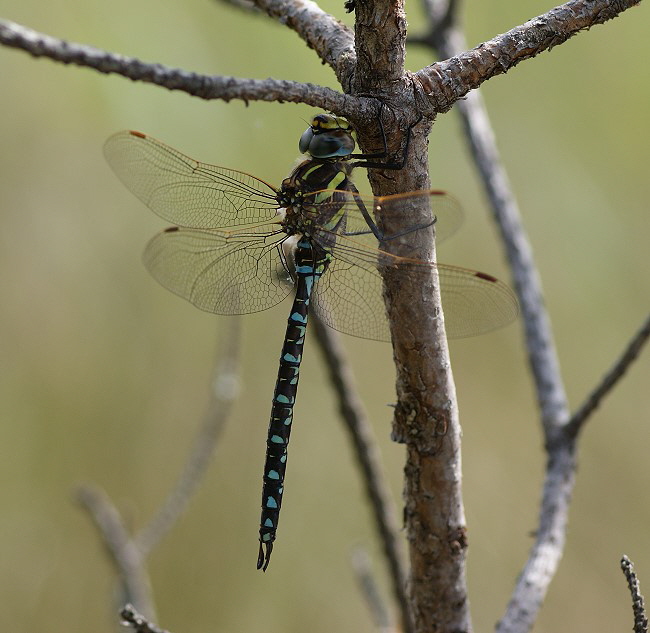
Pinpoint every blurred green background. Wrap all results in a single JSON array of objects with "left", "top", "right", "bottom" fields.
[{"left": 0, "top": 1, "right": 648, "bottom": 631}]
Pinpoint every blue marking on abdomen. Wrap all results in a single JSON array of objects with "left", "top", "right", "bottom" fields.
[{"left": 290, "top": 312, "right": 308, "bottom": 324}]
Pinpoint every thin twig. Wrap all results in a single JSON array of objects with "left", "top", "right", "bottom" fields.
[
  {"left": 311, "top": 315, "right": 412, "bottom": 633},
  {"left": 567, "top": 314, "right": 650, "bottom": 438},
  {"left": 78, "top": 321, "right": 241, "bottom": 618},
  {"left": 351, "top": 547, "right": 394, "bottom": 633},
  {"left": 409, "top": 0, "right": 457, "bottom": 41},
  {"left": 621, "top": 556, "right": 649, "bottom": 633},
  {"left": 76, "top": 486, "right": 156, "bottom": 619},
  {"left": 0, "top": 19, "right": 348, "bottom": 111},
  {"left": 120, "top": 604, "right": 171, "bottom": 633},
  {"left": 136, "top": 319, "right": 241, "bottom": 556}
]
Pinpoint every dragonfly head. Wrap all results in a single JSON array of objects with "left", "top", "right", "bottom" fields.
[{"left": 299, "top": 113, "right": 355, "bottom": 160}]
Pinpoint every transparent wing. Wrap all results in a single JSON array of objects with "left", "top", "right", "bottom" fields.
[
  {"left": 143, "top": 225, "right": 293, "bottom": 314},
  {"left": 104, "top": 131, "right": 280, "bottom": 228},
  {"left": 312, "top": 234, "right": 519, "bottom": 341},
  {"left": 303, "top": 189, "right": 463, "bottom": 247},
  {"left": 311, "top": 241, "right": 389, "bottom": 341},
  {"left": 436, "top": 265, "right": 519, "bottom": 339}
]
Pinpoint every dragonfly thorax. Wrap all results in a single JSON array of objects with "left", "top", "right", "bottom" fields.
[{"left": 278, "top": 156, "right": 354, "bottom": 237}]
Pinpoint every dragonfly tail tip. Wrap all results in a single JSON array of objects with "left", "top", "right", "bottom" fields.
[{"left": 257, "top": 541, "right": 273, "bottom": 571}]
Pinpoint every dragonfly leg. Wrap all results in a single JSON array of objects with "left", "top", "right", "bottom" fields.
[
  {"left": 350, "top": 104, "right": 422, "bottom": 170},
  {"left": 349, "top": 185, "right": 382, "bottom": 241},
  {"left": 344, "top": 192, "right": 438, "bottom": 242},
  {"left": 380, "top": 216, "right": 438, "bottom": 241}
]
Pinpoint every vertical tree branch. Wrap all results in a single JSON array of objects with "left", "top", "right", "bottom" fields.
[{"left": 371, "top": 121, "right": 471, "bottom": 633}]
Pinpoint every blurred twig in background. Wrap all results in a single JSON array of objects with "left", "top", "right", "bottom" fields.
[
  {"left": 568, "top": 314, "right": 650, "bottom": 437},
  {"left": 77, "top": 320, "right": 240, "bottom": 622}
]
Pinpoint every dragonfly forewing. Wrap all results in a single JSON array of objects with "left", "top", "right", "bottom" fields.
[{"left": 104, "top": 131, "right": 280, "bottom": 228}]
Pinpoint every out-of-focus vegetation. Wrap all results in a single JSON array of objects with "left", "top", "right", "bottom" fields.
[{"left": 0, "top": 1, "right": 648, "bottom": 632}]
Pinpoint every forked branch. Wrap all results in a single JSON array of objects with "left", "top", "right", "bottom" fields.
[{"left": 1, "top": 0, "right": 643, "bottom": 117}]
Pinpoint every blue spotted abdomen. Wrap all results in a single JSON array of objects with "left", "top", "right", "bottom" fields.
[{"left": 257, "top": 237, "right": 330, "bottom": 570}]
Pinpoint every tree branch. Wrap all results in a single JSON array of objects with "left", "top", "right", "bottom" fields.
[
  {"left": 250, "top": 0, "right": 356, "bottom": 86},
  {"left": 0, "top": 18, "right": 348, "bottom": 110},
  {"left": 365, "top": 121, "right": 470, "bottom": 633},
  {"left": 410, "top": 2, "right": 618, "bottom": 631},
  {"left": 413, "top": 2, "right": 648, "bottom": 632},
  {"left": 312, "top": 315, "right": 412, "bottom": 633},
  {"left": 418, "top": 17, "right": 569, "bottom": 437},
  {"left": 76, "top": 486, "right": 157, "bottom": 619},
  {"left": 121, "top": 604, "right": 172, "bottom": 633},
  {"left": 351, "top": 547, "right": 394, "bottom": 633},
  {"left": 567, "top": 313, "right": 650, "bottom": 438},
  {"left": 621, "top": 556, "right": 649, "bottom": 633},
  {"left": 496, "top": 443, "right": 576, "bottom": 633},
  {"left": 77, "top": 322, "right": 240, "bottom": 622},
  {"left": 414, "top": 0, "right": 643, "bottom": 113},
  {"left": 352, "top": 0, "right": 407, "bottom": 92}
]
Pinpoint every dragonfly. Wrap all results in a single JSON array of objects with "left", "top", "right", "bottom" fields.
[{"left": 104, "top": 114, "right": 518, "bottom": 571}]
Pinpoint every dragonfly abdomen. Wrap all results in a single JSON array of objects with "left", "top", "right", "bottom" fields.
[{"left": 257, "top": 238, "right": 330, "bottom": 571}]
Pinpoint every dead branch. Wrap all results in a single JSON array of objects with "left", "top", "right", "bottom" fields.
[
  {"left": 0, "top": 19, "right": 347, "bottom": 110},
  {"left": 568, "top": 314, "right": 650, "bottom": 438},
  {"left": 621, "top": 556, "right": 649, "bottom": 633},
  {"left": 121, "top": 604, "right": 171, "bottom": 633},
  {"left": 415, "top": 0, "right": 643, "bottom": 114}
]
